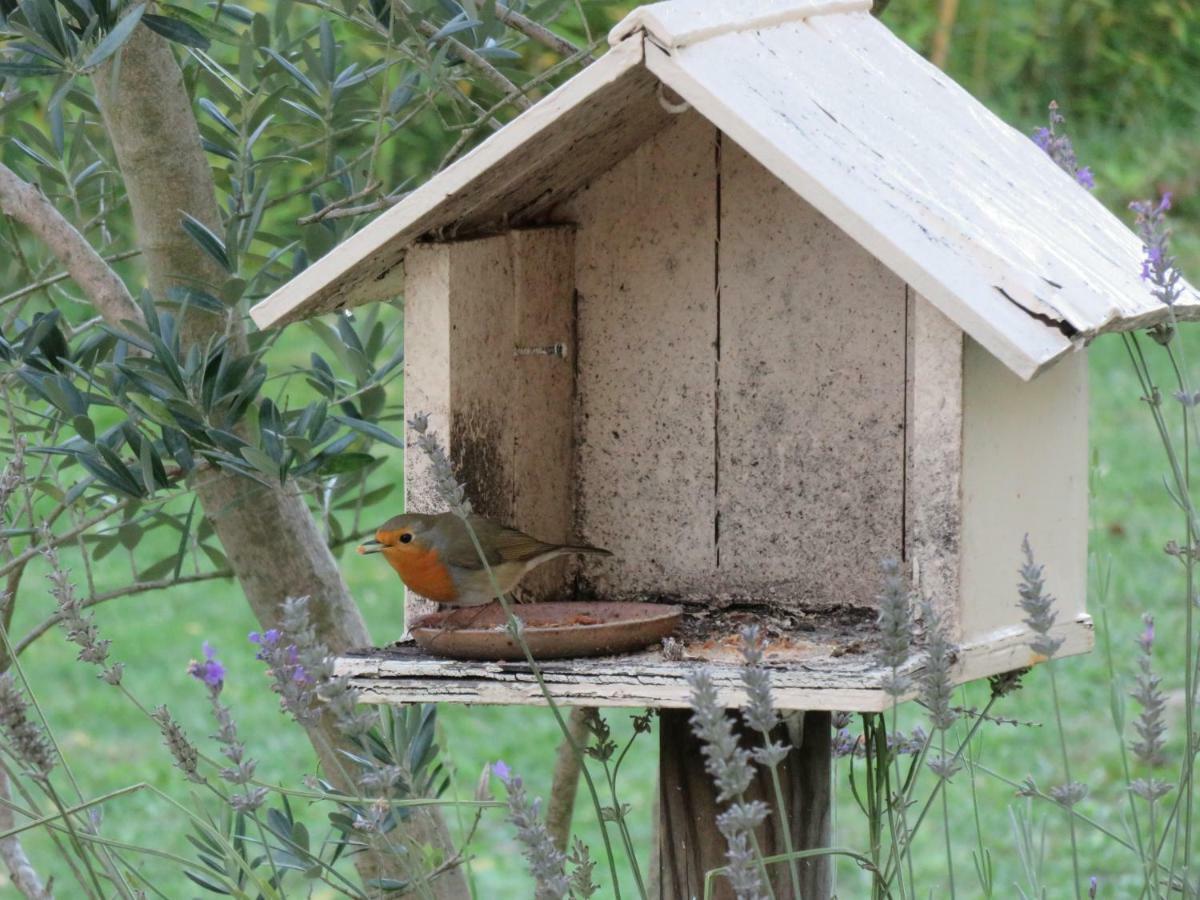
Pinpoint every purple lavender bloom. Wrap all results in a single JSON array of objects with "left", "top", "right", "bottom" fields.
[
  {"left": 1030, "top": 101, "right": 1094, "bottom": 192},
  {"left": 1131, "top": 193, "right": 1184, "bottom": 307},
  {"left": 1138, "top": 615, "right": 1155, "bottom": 654},
  {"left": 492, "top": 760, "right": 512, "bottom": 783},
  {"left": 188, "top": 642, "right": 226, "bottom": 690},
  {"left": 1089, "top": 876, "right": 1098, "bottom": 898}
]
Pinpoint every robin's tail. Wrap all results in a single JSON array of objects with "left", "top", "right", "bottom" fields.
[{"left": 558, "top": 544, "right": 613, "bottom": 558}]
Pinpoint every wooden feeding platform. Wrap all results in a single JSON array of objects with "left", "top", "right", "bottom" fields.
[
  {"left": 251, "top": 0, "right": 1195, "bottom": 893},
  {"left": 338, "top": 606, "right": 1094, "bottom": 711}
]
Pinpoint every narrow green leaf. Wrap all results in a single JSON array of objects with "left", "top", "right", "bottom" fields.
[
  {"left": 180, "top": 213, "right": 233, "bottom": 272},
  {"left": 0, "top": 60, "right": 64, "bottom": 77},
  {"left": 84, "top": 4, "right": 147, "bottom": 69},
  {"left": 198, "top": 97, "right": 237, "bottom": 135},
  {"left": 72, "top": 414, "right": 96, "bottom": 443},
  {"left": 333, "top": 415, "right": 403, "bottom": 448},
  {"left": 142, "top": 13, "right": 211, "bottom": 50},
  {"left": 262, "top": 47, "right": 319, "bottom": 96}
]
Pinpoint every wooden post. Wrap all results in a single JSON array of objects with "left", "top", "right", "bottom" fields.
[{"left": 657, "top": 709, "right": 833, "bottom": 899}]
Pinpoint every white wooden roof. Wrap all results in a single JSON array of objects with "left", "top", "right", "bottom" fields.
[{"left": 250, "top": 0, "right": 1198, "bottom": 379}]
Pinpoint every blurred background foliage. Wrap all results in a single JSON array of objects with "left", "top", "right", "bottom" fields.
[{"left": 0, "top": 0, "right": 1198, "bottom": 895}]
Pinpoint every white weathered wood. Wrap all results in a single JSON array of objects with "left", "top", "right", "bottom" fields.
[
  {"left": 249, "top": 37, "right": 664, "bottom": 328},
  {"left": 959, "top": 337, "right": 1089, "bottom": 643},
  {"left": 253, "top": 10, "right": 1196, "bottom": 378},
  {"left": 718, "top": 138, "right": 906, "bottom": 606},
  {"left": 644, "top": 16, "right": 1198, "bottom": 377},
  {"left": 402, "top": 229, "right": 576, "bottom": 626},
  {"left": 403, "top": 245, "right": 453, "bottom": 527},
  {"left": 559, "top": 112, "right": 719, "bottom": 599},
  {"left": 509, "top": 228, "right": 577, "bottom": 597},
  {"left": 905, "top": 293, "right": 963, "bottom": 623},
  {"left": 607, "top": 0, "right": 870, "bottom": 49},
  {"left": 337, "top": 614, "right": 1093, "bottom": 712}
]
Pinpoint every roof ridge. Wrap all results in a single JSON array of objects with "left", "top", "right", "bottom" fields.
[{"left": 608, "top": 0, "right": 872, "bottom": 50}]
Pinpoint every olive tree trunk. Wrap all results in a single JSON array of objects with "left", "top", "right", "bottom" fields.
[{"left": 92, "top": 26, "right": 465, "bottom": 897}]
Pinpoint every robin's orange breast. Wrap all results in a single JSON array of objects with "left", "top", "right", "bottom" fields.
[{"left": 382, "top": 543, "right": 459, "bottom": 603}]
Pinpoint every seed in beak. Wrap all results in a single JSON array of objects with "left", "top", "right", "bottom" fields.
[{"left": 358, "top": 539, "right": 383, "bottom": 555}]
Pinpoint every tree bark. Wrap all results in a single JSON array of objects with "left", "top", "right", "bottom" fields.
[
  {"left": 931, "top": 0, "right": 961, "bottom": 69},
  {"left": 657, "top": 709, "right": 833, "bottom": 900},
  {"left": 0, "top": 767, "right": 53, "bottom": 899},
  {"left": 90, "top": 25, "right": 465, "bottom": 897},
  {"left": 545, "top": 706, "right": 591, "bottom": 853},
  {"left": 0, "top": 162, "right": 140, "bottom": 327}
]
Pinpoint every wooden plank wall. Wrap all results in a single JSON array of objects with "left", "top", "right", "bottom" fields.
[
  {"left": 959, "top": 340, "right": 1089, "bottom": 642},
  {"left": 403, "top": 228, "right": 576, "bottom": 623},
  {"left": 905, "top": 294, "right": 963, "bottom": 620},
  {"left": 563, "top": 112, "right": 719, "bottom": 599},
  {"left": 560, "top": 113, "right": 908, "bottom": 609},
  {"left": 718, "top": 139, "right": 906, "bottom": 606}
]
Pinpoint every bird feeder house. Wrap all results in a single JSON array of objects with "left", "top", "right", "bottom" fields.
[{"left": 251, "top": 0, "right": 1195, "bottom": 714}]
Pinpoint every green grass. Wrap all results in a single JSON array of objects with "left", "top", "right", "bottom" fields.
[{"left": 5, "top": 128, "right": 1200, "bottom": 899}]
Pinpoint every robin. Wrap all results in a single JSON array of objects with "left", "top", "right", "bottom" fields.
[{"left": 357, "top": 512, "right": 612, "bottom": 606}]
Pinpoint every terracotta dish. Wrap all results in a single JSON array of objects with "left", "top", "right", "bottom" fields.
[{"left": 410, "top": 601, "right": 682, "bottom": 661}]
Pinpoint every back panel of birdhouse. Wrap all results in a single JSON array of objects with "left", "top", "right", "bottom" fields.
[{"left": 559, "top": 111, "right": 907, "bottom": 610}]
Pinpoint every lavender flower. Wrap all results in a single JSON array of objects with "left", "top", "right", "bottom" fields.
[
  {"left": 188, "top": 641, "right": 226, "bottom": 690},
  {"left": 280, "top": 596, "right": 375, "bottom": 740},
  {"left": 686, "top": 668, "right": 754, "bottom": 800},
  {"left": 0, "top": 438, "right": 25, "bottom": 557},
  {"left": 42, "top": 536, "right": 122, "bottom": 684},
  {"left": 919, "top": 599, "right": 958, "bottom": 731},
  {"left": 1130, "top": 192, "right": 1184, "bottom": 308},
  {"left": 927, "top": 753, "right": 963, "bottom": 780},
  {"left": 0, "top": 674, "right": 55, "bottom": 777},
  {"left": 151, "top": 705, "right": 203, "bottom": 784},
  {"left": 407, "top": 413, "right": 471, "bottom": 518},
  {"left": 1130, "top": 613, "right": 1168, "bottom": 769},
  {"left": 833, "top": 728, "right": 859, "bottom": 758},
  {"left": 1089, "top": 876, "right": 1098, "bottom": 898},
  {"left": 1031, "top": 101, "right": 1095, "bottom": 190},
  {"left": 833, "top": 725, "right": 927, "bottom": 760},
  {"left": 876, "top": 559, "right": 914, "bottom": 696},
  {"left": 567, "top": 837, "right": 599, "bottom": 899},
  {"left": 493, "top": 762, "right": 568, "bottom": 900},
  {"left": 717, "top": 801, "right": 771, "bottom": 900},
  {"left": 1018, "top": 538, "right": 1064, "bottom": 658},
  {"left": 190, "top": 643, "right": 266, "bottom": 812},
  {"left": 250, "top": 628, "right": 319, "bottom": 725},
  {"left": 1049, "top": 780, "right": 1089, "bottom": 808},
  {"left": 739, "top": 626, "right": 777, "bottom": 734},
  {"left": 891, "top": 726, "right": 928, "bottom": 756},
  {"left": 687, "top": 668, "right": 775, "bottom": 898},
  {"left": 739, "top": 627, "right": 788, "bottom": 767}
]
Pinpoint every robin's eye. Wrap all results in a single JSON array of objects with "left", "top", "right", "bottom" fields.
[{"left": 399, "top": 533, "right": 413, "bottom": 544}]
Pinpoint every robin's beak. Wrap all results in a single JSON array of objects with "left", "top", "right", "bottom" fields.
[{"left": 357, "top": 539, "right": 384, "bottom": 555}]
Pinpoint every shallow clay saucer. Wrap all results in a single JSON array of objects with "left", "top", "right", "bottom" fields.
[{"left": 410, "top": 601, "right": 682, "bottom": 661}]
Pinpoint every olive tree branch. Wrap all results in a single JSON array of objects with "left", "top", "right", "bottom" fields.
[
  {"left": 495, "top": 2, "right": 593, "bottom": 61},
  {"left": 0, "top": 162, "right": 143, "bottom": 329},
  {"left": 0, "top": 249, "right": 142, "bottom": 309}
]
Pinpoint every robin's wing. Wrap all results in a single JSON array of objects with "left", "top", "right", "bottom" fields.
[{"left": 438, "top": 516, "right": 556, "bottom": 570}]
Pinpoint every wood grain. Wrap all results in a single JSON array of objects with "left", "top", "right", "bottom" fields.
[
  {"left": 657, "top": 709, "right": 832, "bottom": 899},
  {"left": 339, "top": 615, "right": 1093, "bottom": 712}
]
